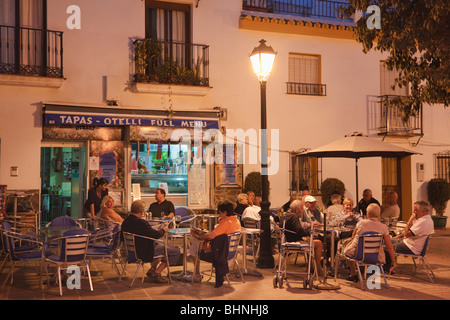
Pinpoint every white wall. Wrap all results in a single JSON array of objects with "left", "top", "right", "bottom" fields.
[{"left": 1, "top": 0, "right": 449, "bottom": 218}]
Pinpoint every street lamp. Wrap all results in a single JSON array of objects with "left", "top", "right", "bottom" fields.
[{"left": 250, "top": 39, "right": 276, "bottom": 268}]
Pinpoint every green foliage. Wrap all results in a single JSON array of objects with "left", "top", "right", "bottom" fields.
[
  {"left": 133, "top": 39, "right": 207, "bottom": 86},
  {"left": 338, "top": 0, "right": 449, "bottom": 118},
  {"left": 320, "top": 178, "right": 346, "bottom": 206},
  {"left": 427, "top": 178, "right": 450, "bottom": 216},
  {"left": 243, "top": 171, "right": 266, "bottom": 197}
]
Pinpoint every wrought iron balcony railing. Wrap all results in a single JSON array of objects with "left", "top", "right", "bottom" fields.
[
  {"left": 0, "top": 25, "right": 63, "bottom": 78},
  {"left": 133, "top": 38, "right": 209, "bottom": 87},
  {"left": 242, "top": 0, "right": 351, "bottom": 21},
  {"left": 286, "top": 82, "right": 326, "bottom": 96},
  {"left": 377, "top": 95, "right": 423, "bottom": 138}
]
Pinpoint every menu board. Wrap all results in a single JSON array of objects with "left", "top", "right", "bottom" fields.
[{"left": 188, "top": 164, "right": 208, "bottom": 208}]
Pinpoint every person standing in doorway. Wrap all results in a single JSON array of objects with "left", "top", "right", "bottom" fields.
[{"left": 84, "top": 177, "right": 109, "bottom": 220}]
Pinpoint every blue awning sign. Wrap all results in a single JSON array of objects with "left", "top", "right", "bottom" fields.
[{"left": 44, "top": 114, "right": 219, "bottom": 129}]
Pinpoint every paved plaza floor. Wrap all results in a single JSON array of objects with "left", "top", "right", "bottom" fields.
[{"left": 1, "top": 229, "right": 449, "bottom": 304}]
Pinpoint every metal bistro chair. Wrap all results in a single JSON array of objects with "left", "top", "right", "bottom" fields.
[
  {"left": 335, "top": 231, "right": 389, "bottom": 291},
  {"left": 395, "top": 234, "right": 435, "bottom": 283},
  {"left": 242, "top": 218, "right": 261, "bottom": 269},
  {"left": 46, "top": 216, "right": 81, "bottom": 228},
  {"left": 120, "top": 232, "right": 171, "bottom": 287},
  {"left": 86, "top": 224, "right": 123, "bottom": 278},
  {"left": 45, "top": 229, "right": 93, "bottom": 296},
  {"left": 193, "top": 232, "right": 244, "bottom": 287},
  {"left": 1, "top": 228, "right": 51, "bottom": 289},
  {"left": 174, "top": 207, "right": 195, "bottom": 225}
]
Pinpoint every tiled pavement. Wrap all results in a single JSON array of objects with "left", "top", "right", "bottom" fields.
[{"left": 1, "top": 230, "right": 449, "bottom": 301}]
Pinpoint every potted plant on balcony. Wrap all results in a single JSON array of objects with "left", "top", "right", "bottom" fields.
[{"left": 427, "top": 178, "right": 450, "bottom": 228}]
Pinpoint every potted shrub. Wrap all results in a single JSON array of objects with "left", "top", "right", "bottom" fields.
[
  {"left": 320, "top": 178, "right": 346, "bottom": 207},
  {"left": 243, "top": 171, "right": 269, "bottom": 197},
  {"left": 427, "top": 178, "right": 450, "bottom": 228}
]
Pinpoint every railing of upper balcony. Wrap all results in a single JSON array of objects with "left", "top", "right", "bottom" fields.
[
  {"left": 377, "top": 95, "right": 423, "bottom": 137},
  {"left": 242, "top": 0, "right": 351, "bottom": 21},
  {"left": 0, "top": 25, "right": 63, "bottom": 78},
  {"left": 287, "top": 82, "right": 326, "bottom": 96},
  {"left": 133, "top": 38, "right": 209, "bottom": 87}
]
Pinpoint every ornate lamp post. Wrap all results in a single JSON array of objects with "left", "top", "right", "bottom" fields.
[{"left": 250, "top": 39, "right": 276, "bottom": 268}]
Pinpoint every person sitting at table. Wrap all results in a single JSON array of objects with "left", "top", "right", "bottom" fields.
[
  {"left": 242, "top": 196, "right": 277, "bottom": 231},
  {"left": 147, "top": 188, "right": 175, "bottom": 218},
  {"left": 357, "top": 189, "right": 380, "bottom": 217},
  {"left": 247, "top": 191, "right": 255, "bottom": 206},
  {"left": 121, "top": 199, "right": 180, "bottom": 284},
  {"left": 187, "top": 201, "right": 241, "bottom": 286},
  {"left": 285, "top": 200, "right": 324, "bottom": 276},
  {"left": 98, "top": 195, "right": 124, "bottom": 224},
  {"left": 327, "top": 194, "right": 344, "bottom": 213},
  {"left": 326, "top": 194, "right": 346, "bottom": 224},
  {"left": 281, "top": 191, "right": 302, "bottom": 212},
  {"left": 234, "top": 193, "right": 249, "bottom": 218},
  {"left": 342, "top": 203, "right": 396, "bottom": 282},
  {"left": 342, "top": 198, "right": 361, "bottom": 228},
  {"left": 381, "top": 191, "right": 400, "bottom": 220},
  {"left": 384, "top": 200, "right": 434, "bottom": 272},
  {"left": 303, "top": 195, "right": 324, "bottom": 224}
]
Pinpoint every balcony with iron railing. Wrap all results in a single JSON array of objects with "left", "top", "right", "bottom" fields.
[
  {"left": 242, "top": 0, "right": 351, "bottom": 22},
  {"left": 133, "top": 38, "right": 209, "bottom": 88},
  {"left": 377, "top": 95, "right": 423, "bottom": 139},
  {"left": 287, "top": 82, "right": 326, "bottom": 96},
  {"left": 0, "top": 25, "right": 63, "bottom": 78}
]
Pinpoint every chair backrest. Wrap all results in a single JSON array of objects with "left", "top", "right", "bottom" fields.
[
  {"left": 175, "top": 207, "right": 194, "bottom": 221},
  {"left": 2, "top": 231, "right": 18, "bottom": 260},
  {"left": 122, "top": 232, "right": 139, "bottom": 263},
  {"left": 355, "top": 231, "right": 383, "bottom": 264},
  {"left": 227, "top": 232, "right": 241, "bottom": 261},
  {"left": 57, "top": 228, "right": 90, "bottom": 262},
  {"left": 2, "top": 221, "right": 12, "bottom": 232},
  {"left": 107, "top": 224, "right": 121, "bottom": 253},
  {"left": 242, "top": 218, "right": 260, "bottom": 229},
  {"left": 48, "top": 216, "right": 78, "bottom": 228},
  {"left": 420, "top": 235, "right": 431, "bottom": 257}
]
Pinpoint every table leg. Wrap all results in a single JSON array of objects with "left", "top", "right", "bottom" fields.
[{"left": 240, "top": 232, "right": 262, "bottom": 277}]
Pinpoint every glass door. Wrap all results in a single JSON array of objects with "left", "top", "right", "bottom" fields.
[{"left": 40, "top": 144, "right": 85, "bottom": 225}]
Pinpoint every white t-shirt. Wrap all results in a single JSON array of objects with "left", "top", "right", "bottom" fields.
[
  {"left": 404, "top": 214, "right": 434, "bottom": 255},
  {"left": 242, "top": 205, "right": 262, "bottom": 221}
]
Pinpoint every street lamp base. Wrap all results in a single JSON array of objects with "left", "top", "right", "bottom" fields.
[{"left": 257, "top": 253, "right": 274, "bottom": 269}]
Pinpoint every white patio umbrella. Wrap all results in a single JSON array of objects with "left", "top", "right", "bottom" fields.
[
  {"left": 301, "top": 132, "right": 421, "bottom": 203},
  {"left": 303, "top": 133, "right": 420, "bottom": 289}
]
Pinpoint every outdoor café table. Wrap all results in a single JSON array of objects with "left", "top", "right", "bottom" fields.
[
  {"left": 198, "top": 214, "right": 219, "bottom": 231},
  {"left": 38, "top": 226, "right": 88, "bottom": 289},
  {"left": 168, "top": 227, "right": 190, "bottom": 280},
  {"left": 314, "top": 225, "right": 355, "bottom": 267},
  {"left": 240, "top": 227, "right": 263, "bottom": 277}
]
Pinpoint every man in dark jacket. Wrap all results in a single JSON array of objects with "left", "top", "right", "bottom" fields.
[{"left": 122, "top": 199, "right": 180, "bottom": 283}]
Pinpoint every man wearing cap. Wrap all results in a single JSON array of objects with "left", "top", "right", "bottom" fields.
[{"left": 303, "top": 195, "right": 324, "bottom": 224}]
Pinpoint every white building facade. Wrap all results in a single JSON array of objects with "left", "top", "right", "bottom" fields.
[{"left": 0, "top": 0, "right": 448, "bottom": 225}]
